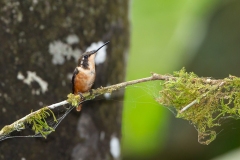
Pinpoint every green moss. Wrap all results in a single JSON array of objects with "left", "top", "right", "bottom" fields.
[
  {"left": 26, "top": 107, "right": 57, "bottom": 138},
  {"left": 67, "top": 93, "right": 81, "bottom": 107},
  {"left": 157, "top": 68, "right": 240, "bottom": 145}
]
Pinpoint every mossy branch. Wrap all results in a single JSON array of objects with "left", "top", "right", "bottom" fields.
[
  {"left": 156, "top": 68, "right": 240, "bottom": 145},
  {"left": 1, "top": 68, "right": 240, "bottom": 145},
  {"left": 0, "top": 72, "right": 164, "bottom": 141}
]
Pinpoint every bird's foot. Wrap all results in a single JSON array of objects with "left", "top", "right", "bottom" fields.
[
  {"left": 78, "top": 92, "right": 84, "bottom": 101},
  {"left": 78, "top": 92, "right": 85, "bottom": 105}
]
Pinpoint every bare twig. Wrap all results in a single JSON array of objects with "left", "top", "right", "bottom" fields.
[{"left": 180, "top": 99, "right": 198, "bottom": 113}]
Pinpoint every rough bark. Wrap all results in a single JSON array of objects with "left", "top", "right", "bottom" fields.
[{"left": 0, "top": 0, "right": 129, "bottom": 159}]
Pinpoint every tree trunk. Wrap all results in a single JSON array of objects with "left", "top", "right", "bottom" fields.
[{"left": 0, "top": 1, "right": 129, "bottom": 159}]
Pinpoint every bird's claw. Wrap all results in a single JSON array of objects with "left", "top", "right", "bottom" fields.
[{"left": 78, "top": 92, "right": 84, "bottom": 105}]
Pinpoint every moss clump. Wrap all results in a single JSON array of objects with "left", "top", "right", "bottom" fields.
[
  {"left": 156, "top": 68, "right": 240, "bottom": 145},
  {"left": 26, "top": 107, "right": 57, "bottom": 138},
  {"left": 67, "top": 93, "right": 81, "bottom": 107}
]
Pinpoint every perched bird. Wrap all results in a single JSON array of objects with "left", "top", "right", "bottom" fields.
[{"left": 72, "top": 41, "right": 109, "bottom": 111}]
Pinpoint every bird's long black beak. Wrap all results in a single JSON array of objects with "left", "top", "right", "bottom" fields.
[{"left": 90, "top": 41, "right": 110, "bottom": 55}]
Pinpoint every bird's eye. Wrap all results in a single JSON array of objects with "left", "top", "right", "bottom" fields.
[{"left": 84, "top": 55, "right": 88, "bottom": 59}]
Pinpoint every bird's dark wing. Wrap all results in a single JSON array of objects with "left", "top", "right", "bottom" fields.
[{"left": 72, "top": 68, "right": 79, "bottom": 93}]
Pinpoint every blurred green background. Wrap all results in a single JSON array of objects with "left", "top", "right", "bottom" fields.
[{"left": 122, "top": 0, "right": 240, "bottom": 159}]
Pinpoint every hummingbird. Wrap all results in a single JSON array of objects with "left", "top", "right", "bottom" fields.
[{"left": 72, "top": 41, "right": 109, "bottom": 111}]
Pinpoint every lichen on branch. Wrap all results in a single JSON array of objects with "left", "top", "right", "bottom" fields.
[{"left": 156, "top": 68, "right": 240, "bottom": 145}]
